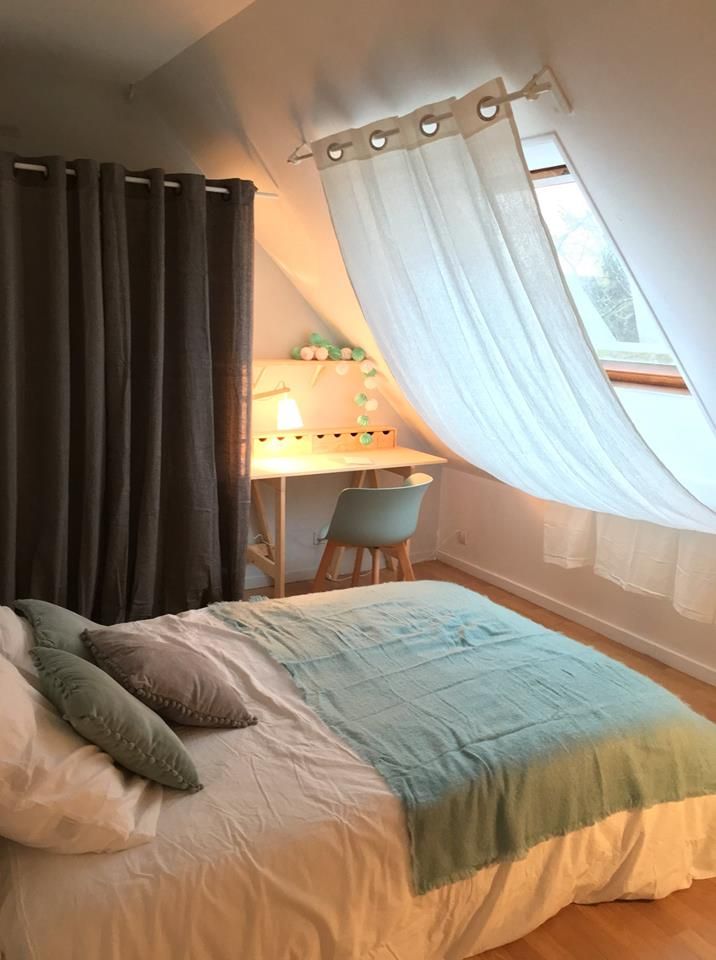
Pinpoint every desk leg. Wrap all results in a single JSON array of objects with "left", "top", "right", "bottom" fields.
[
  {"left": 251, "top": 481, "right": 274, "bottom": 562},
  {"left": 247, "top": 477, "right": 286, "bottom": 599},
  {"left": 273, "top": 476, "right": 286, "bottom": 598}
]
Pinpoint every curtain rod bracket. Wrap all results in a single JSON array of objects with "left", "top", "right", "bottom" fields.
[
  {"left": 522, "top": 66, "right": 572, "bottom": 113},
  {"left": 287, "top": 143, "right": 313, "bottom": 165}
]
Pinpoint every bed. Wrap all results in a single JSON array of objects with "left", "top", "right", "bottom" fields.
[{"left": 1, "top": 581, "right": 715, "bottom": 960}]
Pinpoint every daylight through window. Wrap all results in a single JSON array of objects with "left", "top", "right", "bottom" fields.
[{"left": 524, "top": 136, "right": 685, "bottom": 389}]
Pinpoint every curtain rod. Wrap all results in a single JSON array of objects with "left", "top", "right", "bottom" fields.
[
  {"left": 287, "top": 65, "right": 571, "bottom": 165},
  {"left": 13, "top": 162, "right": 278, "bottom": 199}
]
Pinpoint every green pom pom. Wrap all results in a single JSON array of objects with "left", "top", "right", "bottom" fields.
[
  {"left": 364, "top": 367, "right": 377, "bottom": 377},
  {"left": 356, "top": 414, "right": 369, "bottom": 427},
  {"left": 290, "top": 346, "right": 302, "bottom": 360},
  {"left": 309, "top": 332, "right": 327, "bottom": 347},
  {"left": 351, "top": 347, "right": 367, "bottom": 362},
  {"left": 359, "top": 432, "right": 374, "bottom": 446},
  {"left": 327, "top": 345, "right": 342, "bottom": 360},
  {"left": 354, "top": 392, "right": 368, "bottom": 406}
]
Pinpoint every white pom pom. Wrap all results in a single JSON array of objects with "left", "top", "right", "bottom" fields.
[
  {"left": 314, "top": 346, "right": 329, "bottom": 360},
  {"left": 365, "top": 398, "right": 378, "bottom": 411},
  {"left": 360, "top": 359, "right": 376, "bottom": 374},
  {"left": 335, "top": 361, "right": 350, "bottom": 376},
  {"left": 364, "top": 376, "right": 379, "bottom": 391},
  {"left": 340, "top": 347, "right": 353, "bottom": 360},
  {"left": 300, "top": 346, "right": 315, "bottom": 360}
]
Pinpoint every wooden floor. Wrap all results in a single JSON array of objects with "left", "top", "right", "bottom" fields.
[{"left": 251, "top": 559, "right": 716, "bottom": 959}]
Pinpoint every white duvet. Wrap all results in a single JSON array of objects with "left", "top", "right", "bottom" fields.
[{"left": 1, "top": 601, "right": 715, "bottom": 960}]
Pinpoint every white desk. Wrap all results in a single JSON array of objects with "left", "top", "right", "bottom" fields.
[{"left": 248, "top": 444, "right": 447, "bottom": 597}]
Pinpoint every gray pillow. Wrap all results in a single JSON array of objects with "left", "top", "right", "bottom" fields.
[
  {"left": 83, "top": 625, "right": 257, "bottom": 730},
  {"left": 31, "top": 647, "right": 202, "bottom": 792},
  {"left": 13, "top": 598, "right": 97, "bottom": 660}
]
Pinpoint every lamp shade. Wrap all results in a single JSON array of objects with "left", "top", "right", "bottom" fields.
[{"left": 276, "top": 396, "right": 304, "bottom": 431}]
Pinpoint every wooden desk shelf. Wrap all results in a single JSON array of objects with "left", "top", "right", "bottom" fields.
[{"left": 252, "top": 425, "right": 397, "bottom": 459}]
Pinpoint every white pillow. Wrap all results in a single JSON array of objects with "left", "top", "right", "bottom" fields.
[
  {"left": 0, "top": 655, "right": 162, "bottom": 854},
  {"left": 0, "top": 605, "right": 37, "bottom": 683}
]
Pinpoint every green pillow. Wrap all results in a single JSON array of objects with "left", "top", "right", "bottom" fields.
[
  {"left": 31, "top": 647, "right": 202, "bottom": 792},
  {"left": 13, "top": 599, "right": 97, "bottom": 660}
]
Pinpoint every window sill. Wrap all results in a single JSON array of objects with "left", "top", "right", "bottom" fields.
[{"left": 603, "top": 362, "right": 687, "bottom": 392}]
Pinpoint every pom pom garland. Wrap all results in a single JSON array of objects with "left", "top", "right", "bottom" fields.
[{"left": 286, "top": 335, "right": 381, "bottom": 437}]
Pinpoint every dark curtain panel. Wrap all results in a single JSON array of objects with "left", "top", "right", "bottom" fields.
[{"left": 0, "top": 153, "right": 254, "bottom": 622}]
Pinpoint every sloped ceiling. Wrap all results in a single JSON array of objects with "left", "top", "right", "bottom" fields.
[
  {"left": 141, "top": 0, "right": 716, "bottom": 434},
  {"left": 0, "top": 0, "right": 256, "bottom": 81},
  {"left": 139, "top": 0, "right": 541, "bottom": 450},
  {"left": 141, "top": 0, "right": 535, "bottom": 346}
]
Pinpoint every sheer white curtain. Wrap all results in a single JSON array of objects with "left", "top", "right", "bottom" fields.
[{"left": 313, "top": 78, "right": 716, "bottom": 534}]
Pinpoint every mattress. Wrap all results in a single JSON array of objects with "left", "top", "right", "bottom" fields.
[{"left": 1, "top": 591, "right": 715, "bottom": 960}]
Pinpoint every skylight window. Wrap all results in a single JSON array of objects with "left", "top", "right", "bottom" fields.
[{"left": 523, "top": 135, "right": 685, "bottom": 389}]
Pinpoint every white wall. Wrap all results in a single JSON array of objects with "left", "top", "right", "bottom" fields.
[
  {"left": 438, "top": 467, "right": 716, "bottom": 684},
  {"left": 0, "top": 47, "right": 198, "bottom": 170},
  {"left": 251, "top": 250, "right": 442, "bottom": 587},
  {"left": 505, "top": 0, "right": 716, "bottom": 427}
]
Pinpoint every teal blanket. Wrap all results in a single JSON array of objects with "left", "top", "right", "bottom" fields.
[{"left": 213, "top": 582, "right": 716, "bottom": 894}]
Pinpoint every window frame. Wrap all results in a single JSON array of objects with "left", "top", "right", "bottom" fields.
[{"left": 527, "top": 152, "right": 687, "bottom": 392}]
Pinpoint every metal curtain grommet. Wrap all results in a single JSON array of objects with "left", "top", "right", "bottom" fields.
[
  {"left": 477, "top": 97, "right": 500, "bottom": 121},
  {"left": 419, "top": 115, "right": 440, "bottom": 137}
]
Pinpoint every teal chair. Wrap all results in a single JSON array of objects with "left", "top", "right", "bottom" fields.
[{"left": 312, "top": 473, "right": 433, "bottom": 591}]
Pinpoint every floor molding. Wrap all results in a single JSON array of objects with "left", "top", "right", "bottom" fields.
[{"left": 437, "top": 550, "right": 716, "bottom": 687}]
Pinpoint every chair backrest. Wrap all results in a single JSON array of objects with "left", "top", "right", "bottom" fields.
[{"left": 327, "top": 473, "right": 433, "bottom": 548}]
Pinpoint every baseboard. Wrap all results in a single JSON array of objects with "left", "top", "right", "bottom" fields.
[
  {"left": 437, "top": 550, "right": 716, "bottom": 687},
  {"left": 245, "top": 548, "right": 437, "bottom": 591}
]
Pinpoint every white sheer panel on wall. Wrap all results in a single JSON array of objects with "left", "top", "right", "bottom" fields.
[
  {"left": 545, "top": 388, "right": 716, "bottom": 622},
  {"left": 312, "top": 78, "right": 716, "bottom": 535},
  {"left": 545, "top": 504, "right": 716, "bottom": 623}
]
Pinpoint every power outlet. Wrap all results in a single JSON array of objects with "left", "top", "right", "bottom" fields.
[
  {"left": 312, "top": 531, "right": 324, "bottom": 546},
  {"left": 457, "top": 530, "right": 468, "bottom": 546}
]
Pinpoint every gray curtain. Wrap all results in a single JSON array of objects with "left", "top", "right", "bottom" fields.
[{"left": 0, "top": 153, "right": 254, "bottom": 622}]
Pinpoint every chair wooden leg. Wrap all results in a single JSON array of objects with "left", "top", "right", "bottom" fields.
[
  {"left": 370, "top": 548, "right": 381, "bottom": 585},
  {"left": 380, "top": 548, "right": 398, "bottom": 579},
  {"left": 351, "top": 548, "right": 364, "bottom": 587},
  {"left": 380, "top": 549, "right": 393, "bottom": 581},
  {"left": 395, "top": 541, "right": 415, "bottom": 582},
  {"left": 313, "top": 541, "right": 338, "bottom": 592}
]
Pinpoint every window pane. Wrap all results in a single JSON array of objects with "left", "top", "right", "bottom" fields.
[{"left": 535, "top": 179, "right": 675, "bottom": 366}]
